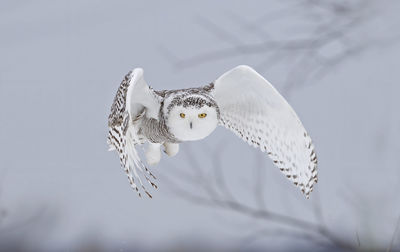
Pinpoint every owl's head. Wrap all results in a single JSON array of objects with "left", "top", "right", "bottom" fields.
[{"left": 164, "top": 93, "right": 219, "bottom": 141}]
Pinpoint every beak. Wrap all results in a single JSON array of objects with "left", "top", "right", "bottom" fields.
[{"left": 190, "top": 122, "right": 193, "bottom": 129}]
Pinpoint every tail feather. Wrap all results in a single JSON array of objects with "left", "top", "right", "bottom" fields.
[{"left": 108, "top": 124, "right": 157, "bottom": 198}]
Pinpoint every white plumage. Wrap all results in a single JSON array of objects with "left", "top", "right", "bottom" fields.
[{"left": 107, "top": 65, "right": 317, "bottom": 198}]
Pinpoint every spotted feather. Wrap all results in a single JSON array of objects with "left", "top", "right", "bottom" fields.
[
  {"left": 210, "top": 65, "right": 318, "bottom": 197},
  {"left": 108, "top": 69, "right": 159, "bottom": 198}
]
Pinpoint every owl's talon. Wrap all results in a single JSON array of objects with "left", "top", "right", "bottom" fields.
[{"left": 163, "top": 143, "right": 179, "bottom": 157}]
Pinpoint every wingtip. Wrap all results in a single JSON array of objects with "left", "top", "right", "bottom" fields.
[
  {"left": 234, "top": 64, "right": 253, "bottom": 70},
  {"left": 235, "top": 65, "right": 262, "bottom": 75},
  {"left": 132, "top": 67, "right": 144, "bottom": 76},
  {"left": 217, "top": 65, "right": 259, "bottom": 84}
]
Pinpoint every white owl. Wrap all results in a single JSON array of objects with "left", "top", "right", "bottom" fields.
[{"left": 107, "top": 65, "right": 317, "bottom": 198}]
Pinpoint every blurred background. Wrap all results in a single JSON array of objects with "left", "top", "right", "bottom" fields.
[{"left": 1, "top": 0, "right": 400, "bottom": 251}]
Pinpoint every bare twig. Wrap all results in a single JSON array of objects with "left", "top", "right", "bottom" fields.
[
  {"left": 164, "top": 175, "right": 355, "bottom": 250},
  {"left": 162, "top": 0, "right": 399, "bottom": 96},
  {"left": 239, "top": 227, "right": 334, "bottom": 250}
]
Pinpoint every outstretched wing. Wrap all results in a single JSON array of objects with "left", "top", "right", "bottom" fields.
[
  {"left": 211, "top": 65, "right": 317, "bottom": 198},
  {"left": 107, "top": 68, "right": 160, "bottom": 198}
]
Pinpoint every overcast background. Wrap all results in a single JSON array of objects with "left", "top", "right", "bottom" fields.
[{"left": 1, "top": 0, "right": 400, "bottom": 251}]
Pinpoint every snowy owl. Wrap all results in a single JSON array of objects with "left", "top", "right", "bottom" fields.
[{"left": 107, "top": 65, "right": 317, "bottom": 198}]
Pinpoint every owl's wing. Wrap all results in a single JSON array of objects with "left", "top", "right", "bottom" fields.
[
  {"left": 107, "top": 68, "right": 160, "bottom": 198},
  {"left": 210, "top": 65, "right": 317, "bottom": 198}
]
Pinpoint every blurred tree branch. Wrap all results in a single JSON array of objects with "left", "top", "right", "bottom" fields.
[
  {"left": 162, "top": 0, "right": 400, "bottom": 95},
  {"left": 162, "top": 142, "right": 356, "bottom": 250}
]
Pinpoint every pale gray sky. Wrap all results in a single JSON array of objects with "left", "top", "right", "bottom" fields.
[{"left": 1, "top": 0, "right": 400, "bottom": 251}]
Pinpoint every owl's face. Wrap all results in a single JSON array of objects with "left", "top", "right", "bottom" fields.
[{"left": 166, "top": 95, "right": 219, "bottom": 141}]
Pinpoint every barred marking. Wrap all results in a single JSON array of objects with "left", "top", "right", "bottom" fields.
[{"left": 108, "top": 70, "right": 159, "bottom": 198}]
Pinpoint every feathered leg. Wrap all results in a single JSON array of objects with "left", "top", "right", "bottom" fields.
[{"left": 145, "top": 142, "right": 162, "bottom": 165}]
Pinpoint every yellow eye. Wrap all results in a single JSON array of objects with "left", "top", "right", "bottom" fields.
[
  {"left": 198, "top": 113, "right": 207, "bottom": 118},
  {"left": 180, "top": 113, "right": 185, "bottom": 118}
]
